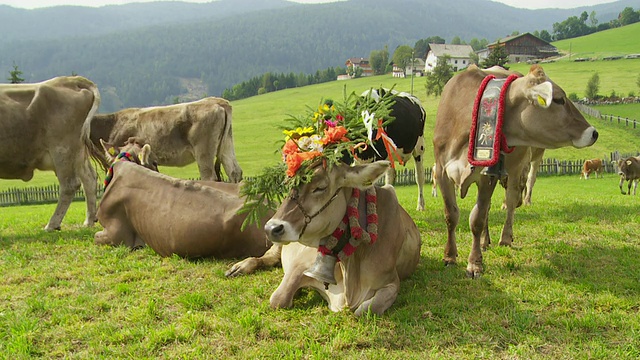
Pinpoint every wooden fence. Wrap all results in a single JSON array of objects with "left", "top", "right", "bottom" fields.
[
  {"left": 2, "top": 155, "right": 633, "bottom": 208},
  {"left": 575, "top": 103, "right": 640, "bottom": 130}
]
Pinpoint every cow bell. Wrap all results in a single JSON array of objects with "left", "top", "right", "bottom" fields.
[
  {"left": 481, "top": 153, "right": 507, "bottom": 180},
  {"left": 304, "top": 253, "right": 337, "bottom": 288}
]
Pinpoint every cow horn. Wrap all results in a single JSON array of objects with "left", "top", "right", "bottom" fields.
[{"left": 627, "top": 160, "right": 632, "bottom": 165}]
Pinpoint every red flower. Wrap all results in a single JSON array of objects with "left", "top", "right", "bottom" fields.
[
  {"left": 282, "top": 139, "right": 299, "bottom": 156},
  {"left": 285, "top": 151, "right": 322, "bottom": 177},
  {"left": 322, "top": 126, "right": 348, "bottom": 145}
]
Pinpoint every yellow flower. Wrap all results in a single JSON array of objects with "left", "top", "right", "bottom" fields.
[{"left": 283, "top": 126, "right": 315, "bottom": 140}]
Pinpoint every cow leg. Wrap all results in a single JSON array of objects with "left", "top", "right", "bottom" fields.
[
  {"left": 413, "top": 136, "right": 426, "bottom": 210},
  {"left": 94, "top": 221, "right": 136, "bottom": 248},
  {"left": 634, "top": 180, "right": 639, "bottom": 195},
  {"left": 499, "top": 150, "right": 529, "bottom": 246},
  {"left": 193, "top": 145, "right": 218, "bottom": 181},
  {"left": 45, "top": 159, "right": 82, "bottom": 231},
  {"left": 628, "top": 180, "right": 633, "bottom": 195},
  {"left": 225, "top": 243, "right": 283, "bottom": 277},
  {"left": 77, "top": 158, "right": 98, "bottom": 227},
  {"left": 467, "top": 176, "right": 498, "bottom": 278},
  {"left": 619, "top": 176, "right": 627, "bottom": 194},
  {"left": 438, "top": 164, "right": 460, "bottom": 266},
  {"left": 523, "top": 164, "right": 538, "bottom": 206},
  {"left": 354, "top": 277, "right": 400, "bottom": 317}
]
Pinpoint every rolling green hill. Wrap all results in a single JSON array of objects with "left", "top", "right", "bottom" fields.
[
  {"left": 3, "top": 22, "right": 640, "bottom": 190},
  {"left": 3, "top": 70, "right": 639, "bottom": 191}
]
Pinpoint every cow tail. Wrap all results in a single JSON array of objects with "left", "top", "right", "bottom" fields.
[
  {"left": 214, "top": 102, "right": 232, "bottom": 181},
  {"left": 80, "top": 80, "right": 109, "bottom": 173}
]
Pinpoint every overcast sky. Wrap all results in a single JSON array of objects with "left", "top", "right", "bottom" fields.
[{"left": 0, "top": 0, "right": 622, "bottom": 10}]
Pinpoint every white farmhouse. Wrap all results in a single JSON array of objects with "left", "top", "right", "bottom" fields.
[{"left": 425, "top": 43, "right": 474, "bottom": 73}]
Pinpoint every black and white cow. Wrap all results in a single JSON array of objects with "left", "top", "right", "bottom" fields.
[{"left": 356, "top": 88, "right": 427, "bottom": 210}]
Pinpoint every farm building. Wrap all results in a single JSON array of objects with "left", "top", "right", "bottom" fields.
[
  {"left": 425, "top": 44, "right": 474, "bottom": 73},
  {"left": 345, "top": 57, "right": 373, "bottom": 77},
  {"left": 477, "top": 33, "right": 559, "bottom": 63},
  {"left": 392, "top": 58, "right": 425, "bottom": 78}
]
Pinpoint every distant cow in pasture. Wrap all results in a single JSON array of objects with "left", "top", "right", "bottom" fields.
[
  {"left": 246, "top": 161, "right": 421, "bottom": 316},
  {"left": 356, "top": 89, "right": 427, "bottom": 210},
  {"left": 94, "top": 143, "right": 272, "bottom": 259},
  {"left": 0, "top": 76, "right": 100, "bottom": 231},
  {"left": 433, "top": 64, "right": 598, "bottom": 278},
  {"left": 87, "top": 97, "right": 242, "bottom": 182},
  {"left": 616, "top": 156, "right": 640, "bottom": 195},
  {"left": 580, "top": 158, "right": 604, "bottom": 179}
]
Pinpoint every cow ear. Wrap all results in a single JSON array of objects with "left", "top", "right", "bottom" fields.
[
  {"left": 525, "top": 81, "right": 553, "bottom": 109},
  {"left": 340, "top": 160, "right": 390, "bottom": 189},
  {"left": 139, "top": 144, "right": 152, "bottom": 165},
  {"left": 100, "top": 139, "right": 117, "bottom": 162}
]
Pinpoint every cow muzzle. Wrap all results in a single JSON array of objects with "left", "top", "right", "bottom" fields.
[
  {"left": 264, "top": 219, "right": 298, "bottom": 243},
  {"left": 573, "top": 126, "right": 598, "bottom": 148}
]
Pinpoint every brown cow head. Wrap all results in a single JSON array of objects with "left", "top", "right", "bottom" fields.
[
  {"left": 100, "top": 137, "right": 159, "bottom": 172},
  {"left": 264, "top": 160, "right": 389, "bottom": 248},
  {"left": 502, "top": 65, "right": 598, "bottom": 149}
]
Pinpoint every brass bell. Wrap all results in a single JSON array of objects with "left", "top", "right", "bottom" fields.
[{"left": 304, "top": 253, "right": 337, "bottom": 288}]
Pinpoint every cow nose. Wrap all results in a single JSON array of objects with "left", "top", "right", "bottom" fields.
[
  {"left": 265, "top": 222, "right": 285, "bottom": 239},
  {"left": 592, "top": 129, "right": 599, "bottom": 141}
]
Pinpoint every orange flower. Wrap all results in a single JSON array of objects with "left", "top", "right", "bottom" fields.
[
  {"left": 322, "top": 126, "right": 348, "bottom": 145},
  {"left": 282, "top": 139, "right": 299, "bottom": 156},
  {"left": 285, "top": 151, "right": 322, "bottom": 177}
]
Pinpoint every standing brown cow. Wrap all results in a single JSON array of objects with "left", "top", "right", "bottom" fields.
[
  {"left": 1, "top": 76, "right": 100, "bottom": 231},
  {"left": 617, "top": 156, "right": 640, "bottom": 195},
  {"left": 433, "top": 65, "right": 598, "bottom": 278},
  {"left": 87, "top": 97, "right": 242, "bottom": 182},
  {"left": 580, "top": 158, "right": 603, "bottom": 179}
]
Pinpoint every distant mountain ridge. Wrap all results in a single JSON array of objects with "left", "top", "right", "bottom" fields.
[{"left": 0, "top": 0, "right": 637, "bottom": 111}]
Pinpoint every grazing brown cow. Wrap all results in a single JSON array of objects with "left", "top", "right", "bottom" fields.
[
  {"left": 0, "top": 76, "right": 100, "bottom": 231},
  {"left": 580, "top": 158, "right": 603, "bottom": 179},
  {"left": 94, "top": 158, "right": 271, "bottom": 259},
  {"left": 617, "top": 156, "right": 640, "bottom": 195},
  {"left": 433, "top": 64, "right": 598, "bottom": 278},
  {"left": 254, "top": 161, "right": 421, "bottom": 316},
  {"left": 88, "top": 97, "right": 242, "bottom": 182}
]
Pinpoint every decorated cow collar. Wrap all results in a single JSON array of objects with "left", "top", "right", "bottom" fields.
[
  {"left": 468, "top": 74, "right": 518, "bottom": 167},
  {"left": 103, "top": 152, "right": 137, "bottom": 189}
]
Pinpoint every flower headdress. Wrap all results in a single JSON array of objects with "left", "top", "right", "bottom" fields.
[{"left": 239, "top": 87, "right": 398, "bottom": 229}]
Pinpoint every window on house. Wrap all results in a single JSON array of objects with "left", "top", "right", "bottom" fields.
[{"left": 455, "top": 60, "right": 458, "bottom": 64}]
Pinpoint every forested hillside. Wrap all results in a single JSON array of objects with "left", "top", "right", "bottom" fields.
[{"left": 0, "top": 0, "right": 636, "bottom": 112}]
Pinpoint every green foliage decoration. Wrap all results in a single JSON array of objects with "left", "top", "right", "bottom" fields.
[{"left": 239, "top": 87, "right": 397, "bottom": 229}]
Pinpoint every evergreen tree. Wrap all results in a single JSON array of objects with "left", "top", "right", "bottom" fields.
[
  {"left": 425, "top": 55, "right": 453, "bottom": 97},
  {"left": 481, "top": 42, "right": 509, "bottom": 69},
  {"left": 585, "top": 72, "right": 600, "bottom": 100},
  {"left": 8, "top": 62, "right": 25, "bottom": 84}
]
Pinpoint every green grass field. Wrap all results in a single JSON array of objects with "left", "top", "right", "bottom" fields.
[
  {"left": 3, "top": 22, "right": 640, "bottom": 359},
  {"left": 2, "top": 176, "right": 640, "bottom": 359}
]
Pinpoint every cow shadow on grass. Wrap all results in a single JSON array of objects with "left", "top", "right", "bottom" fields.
[{"left": 0, "top": 224, "right": 97, "bottom": 249}]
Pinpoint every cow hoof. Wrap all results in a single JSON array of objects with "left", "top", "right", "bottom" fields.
[
  {"left": 443, "top": 259, "right": 456, "bottom": 267},
  {"left": 44, "top": 225, "right": 61, "bottom": 232},
  {"left": 466, "top": 269, "right": 483, "bottom": 279}
]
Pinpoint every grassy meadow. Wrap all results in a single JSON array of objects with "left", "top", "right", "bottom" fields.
[
  {"left": 2, "top": 176, "right": 640, "bottom": 359},
  {"left": 3, "top": 21, "right": 640, "bottom": 359}
]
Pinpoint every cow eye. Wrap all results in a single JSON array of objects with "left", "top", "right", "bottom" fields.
[
  {"left": 553, "top": 97, "right": 565, "bottom": 105},
  {"left": 313, "top": 186, "right": 327, "bottom": 194}
]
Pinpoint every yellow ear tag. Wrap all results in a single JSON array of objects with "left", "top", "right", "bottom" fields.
[
  {"left": 138, "top": 153, "right": 144, "bottom": 163},
  {"left": 537, "top": 95, "right": 547, "bottom": 107},
  {"left": 108, "top": 147, "right": 117, "bottom": 156}
]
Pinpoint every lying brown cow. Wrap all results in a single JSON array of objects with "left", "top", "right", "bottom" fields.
[
  {"left": 94, "top": 152, "right": 271, "bottom": 259},
  {"left": 580, "top": 158, "right": 603, "bottom": 179},
  {"left": 1, "top": 76, "right": 100, "bottom": 231},
  {"left": 88, "top": 97, "right": 242, "bottom": 182},
  {"left": 617, "top": 156, "right": 640, "bottom": 195},
  {"left": 251, "top": 161, "right": 421, "bottom": 316},
  {"left": 433, "top": 64, "right": 598, "bottom": 278}
]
